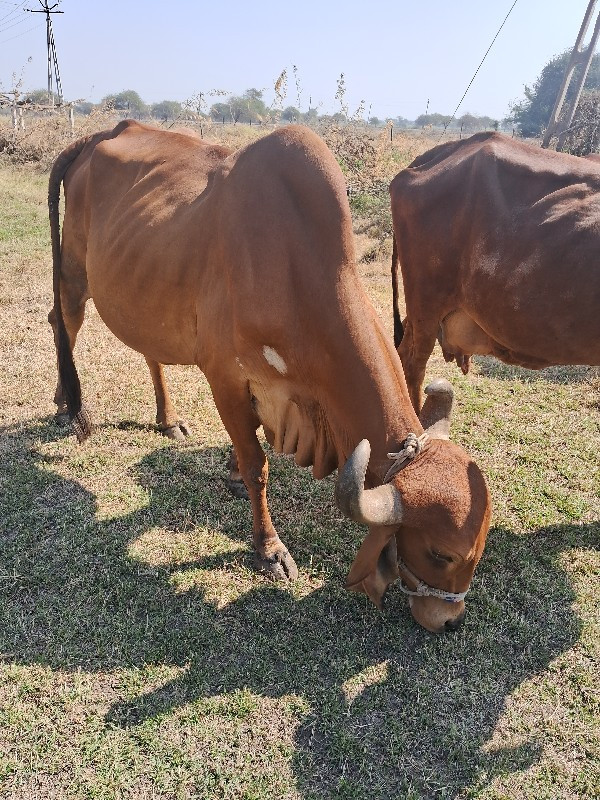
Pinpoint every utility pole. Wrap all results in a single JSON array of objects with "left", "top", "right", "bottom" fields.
[
  {"left": 26, "top": 0, "right": 64, "bottom": 108},
  {"left": 542, "top": 0, "right": 600, "bottom": 150}
]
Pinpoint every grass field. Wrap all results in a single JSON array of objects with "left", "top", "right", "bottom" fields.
[{"left": 0, "top": 135, "right": 599, "bottom": 800}]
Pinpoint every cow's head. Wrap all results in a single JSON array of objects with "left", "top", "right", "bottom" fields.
[{"left": 335, "top": 379, "right": 491, "bottom": 633}]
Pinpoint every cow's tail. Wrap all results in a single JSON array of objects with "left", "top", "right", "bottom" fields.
[
  {"left": 49, "top": 135, "right": 95, "bottom": 442},
  {"left": 391, "top": 233, "right": 403, "bottom": 348}
]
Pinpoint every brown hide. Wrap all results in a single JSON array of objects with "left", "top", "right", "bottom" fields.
[
  {"left": 390, "top": 131, "right": 600, "bottom": 411},
  {"left": 50, "top": 121, "right": 491, "bottom": 632}
]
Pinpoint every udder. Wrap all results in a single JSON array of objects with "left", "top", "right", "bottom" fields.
[{"left": 438, "top": 310, "right": 494, "bottom": 374}]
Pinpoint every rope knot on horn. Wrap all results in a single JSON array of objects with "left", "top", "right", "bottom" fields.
[{"left": 384, "top": 432, "right": 429, "bottom": 483}]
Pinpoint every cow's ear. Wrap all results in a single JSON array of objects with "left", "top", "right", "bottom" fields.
[
  {"left": 419, "top": 378, "right": 454, "bottom": 440},
  {"left": 346, "top": 527, "right": 399, "bottom": 609}
]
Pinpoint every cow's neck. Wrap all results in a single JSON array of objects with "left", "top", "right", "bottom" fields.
[{"left": 322, "top": 272, "right": 423, "bottom": 483}]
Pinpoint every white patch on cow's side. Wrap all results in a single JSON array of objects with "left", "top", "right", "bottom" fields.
[{"left": 262, "top": 346, "right": 288, "bottom": 375}]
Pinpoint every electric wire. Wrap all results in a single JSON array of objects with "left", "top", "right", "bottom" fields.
[
  {"left": 440, "top": 0, "right": 520, "bottom": 138},
  {"left": 0, "top": 7, "right": 27, "bottom": 25},
  {"left": 0, "top": 13, "right": 33, "bottom": 32},
  {"left": 0, "top": 19, "right": 41, "bottom": 43}
]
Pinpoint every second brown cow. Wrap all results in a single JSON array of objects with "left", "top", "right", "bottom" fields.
[{"left": 391, "top": 132, "right": 600, "bottom": 412}]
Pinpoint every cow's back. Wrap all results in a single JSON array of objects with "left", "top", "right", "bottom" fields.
[{"left": 66, "top": 121, "right": 232, "bottom": 364}]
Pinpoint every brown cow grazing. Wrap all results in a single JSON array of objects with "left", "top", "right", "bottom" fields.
[
  {"left": 390, "top": 131, "right": 600, "bottom": 412},
  {"left": 49, "top": 120, "right": 491, "bottom": 633}
]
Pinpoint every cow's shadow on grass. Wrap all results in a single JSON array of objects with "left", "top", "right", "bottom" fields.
[
  {"left": 1, "top": 418, "right": 598, "bottom": 799},
  {"left": 473, "top": 356, "right": 597, "bottom": 385}
]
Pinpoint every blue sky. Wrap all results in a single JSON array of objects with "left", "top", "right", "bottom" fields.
[{"left": 0, "top": 0, "right": 595, "bottom": 120}]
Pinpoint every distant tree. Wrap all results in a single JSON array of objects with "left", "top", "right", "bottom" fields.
[
  {"left": 23, "top": 88, "right": 59, "bottom": 105},
  {"left": 238, "top": 88, "right": 268, "bottom": 122},
  {"left": 301, "top": 107, "right": 319, "bottom": 123},
  {"left": 457, "top": 113, "right": 480, "bottom": 132},
  {"left": 282, "top": 105, "right": 300, "bottom": 122},
  {"left": 474, "top": 115, "right": 498, "bottom": 130},
  {"left": 368, "top": 116, "right": 382, "bottom": 126},
  {"left": 560, "top": 89, "right": 600, "bottom": 155},
  {"left": 151, "top": 100, "right": 183, "bottom": 121},
  {"left": 209, "top": 102, "right": 231, "bottom": 122},
  {"left": 395, "top": 116, "right": 412, "bottom": 128},
  {"left": 74, "top": 101, "right": 94, "bottom": 115},
  {"left": 509, "top": 50, "right": 600, "bottom": 137},
  {"left": 415, "top": 112, "right": 452, "bottom": 128},
  {"left": 209, "top": 88, "right": 268, "bottom": 124},
  {"left": 101, "top": 89, "right": 148, "bottom": 118},
  {"left": 319, "top": 112, "right": 347, "bottom": 124}
]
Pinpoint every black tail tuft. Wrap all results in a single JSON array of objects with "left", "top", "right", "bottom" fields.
[
  {"left": 72, "top": 404, "right": 94, "bottom": 443},
  {"left": 391, "top": 233, "right": 404, "bottom": 347},
  {"left": 394, "top": 314, "right": 404, "bottom": 349}
]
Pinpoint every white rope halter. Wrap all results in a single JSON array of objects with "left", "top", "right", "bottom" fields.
[
  {"left": 384, "top": 432, "right": 429, "bottom": 483},
  {"left": 397, "top": 558, "right": 469, "bottom": 603}
]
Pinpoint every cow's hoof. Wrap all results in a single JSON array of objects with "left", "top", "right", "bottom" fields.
[
  {"left": 161, "top": 421, "right": 191, "bottom": 441},
  {"left": 226, "top": 477, "right": 249, "bottom": 500},
  {"left": 55, "top": 412, "right": 70, "bottom": 427},
  {"left": 254, "top": 549, "right": 299, "bottom": 581}
]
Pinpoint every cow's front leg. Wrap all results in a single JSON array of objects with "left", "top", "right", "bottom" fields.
[
  {"left": 208, "top": 377, "right": 298, "bottom": 580},
  {"left": 242, "top": 441, "right": 298, "bottom": 580}
]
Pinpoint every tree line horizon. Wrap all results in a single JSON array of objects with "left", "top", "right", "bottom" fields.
[{"left": 9, "top": 50, "right": 600, "bottom": 143}]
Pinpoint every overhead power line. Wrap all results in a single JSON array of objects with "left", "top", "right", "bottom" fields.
[
  {"left": 441, "top": 0, "right": 519, "bottom": 135},
  {"left": 0, "top": 20, "right": 41, "bottom": 43},
  {"left": 0, "top": 13, "right": 32, "bottom": 32},
  {"left": 0, "top": 6, "right": 27, "bottom": 25}
]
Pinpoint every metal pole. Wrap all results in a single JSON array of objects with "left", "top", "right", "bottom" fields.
[
  {"left": 46, "top": 7, "right": 53, "bottom": 106},
  {"left": 542, "top": 0, "right": 600, "bottom": 149},
  {"left": 26, "top": 1, "right": 64, "bottom": 108}
]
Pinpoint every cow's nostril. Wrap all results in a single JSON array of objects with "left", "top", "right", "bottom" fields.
[{"left": 444, "top": 614, "right": 465, "bottom": 632}]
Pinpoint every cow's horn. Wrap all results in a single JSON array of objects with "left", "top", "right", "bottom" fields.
[
  {"left": 335, "top": 439, "right": 404, "bottom": 526},
  {"left": 419, "top": 378, "right": 454, "bottom": 440}
]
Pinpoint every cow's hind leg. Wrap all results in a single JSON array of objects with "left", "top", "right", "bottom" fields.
[
  {"left": 208, "top": 376, "right": 298, "bottom": 580},
  {"left": 398, "top": 318, "right": 438, "bottom": 414},
  {"left": 226, "top": 447, "right": 249, "bottom": 500},
  {"left": 146, "top": 359, "right": 248, "bottom": 499},
  {"left": 144, "top": 358, "right": 191, "bottom": 441}
]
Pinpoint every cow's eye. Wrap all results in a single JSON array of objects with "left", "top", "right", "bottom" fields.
[{"left": 430, "top": 550, "right": 453, "bottom": 564}]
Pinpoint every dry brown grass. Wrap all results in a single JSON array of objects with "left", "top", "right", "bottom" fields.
[{"left": 0, "top": 113, "right": 273, "bottom": 171}]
